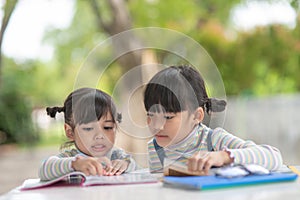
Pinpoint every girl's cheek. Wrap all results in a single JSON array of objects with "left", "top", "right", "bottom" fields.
[{"left": 107, "top": 134, "right": 115, "bottom": 144}]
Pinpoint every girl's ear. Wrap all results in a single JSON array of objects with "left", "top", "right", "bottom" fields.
[
  {"left": 64, "top": 123, "right": 74, "bottom": 140},
  {"left": 193, "top": 107, "right": 205, "bottom": 124}
]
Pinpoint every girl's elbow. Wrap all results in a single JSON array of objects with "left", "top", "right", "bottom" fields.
[{"left": 268, "top": 151, "right": 283, "bottom": 171}]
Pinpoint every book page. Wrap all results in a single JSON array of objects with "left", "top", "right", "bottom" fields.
[
  {"left": 83, "top": 173, "right": 157, "bottom": 186},
  {"left": 21, "top": 171, "right": 85, "bottom": 190},
  {"left": 20, "top": 170, "right": 158, "bottom": 190}
]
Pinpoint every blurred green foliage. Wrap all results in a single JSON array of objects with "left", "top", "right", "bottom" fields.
[
  {"left": 194, "top": 22, "right": 300, "bottom": 96},
  {"left": 0, "top": 0, "right": 300, "bottom": 145},
  {"left": 0, "top": 58, "right": 39, "bottom": 145}
]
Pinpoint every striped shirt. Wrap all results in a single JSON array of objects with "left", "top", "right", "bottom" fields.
[
  {"left": 39, "top": 147, "right": 136, "bottom": 181},
  {"left": 148, "top": 123, "right": 283, "bottom": 172}
]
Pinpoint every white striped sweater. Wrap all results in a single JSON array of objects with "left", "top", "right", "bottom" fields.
[
  {"left": 148, "top": 124, "right": 283, "bottom": 172},
  {"left": 39, "top": 148, "right": 136, "bottom": 181}
]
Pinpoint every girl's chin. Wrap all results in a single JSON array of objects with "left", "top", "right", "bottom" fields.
[
  {"left": 155, "top": 137, "right": 172, "bottom": 147},
  {"left": 89, "top": 151, "right": 108, "bottom": 157},
  {"left": 89, "top": 148, "right": 110, "bottom": 157}
]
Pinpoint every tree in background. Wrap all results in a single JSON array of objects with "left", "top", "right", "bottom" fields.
[
  {"left": 0, "top": 0, "right": 40, "bottom": 145},
  {"left": 46, "top": 0, "right": 242, "bottom": 93},
  {"left": 0, "top": 0, "right": 18, "bottom": 79},
  {"left": 1, "top": 0, "right": 300, "bottom": 145},
  {"left": 51, "top": 0, "right": 299, "bottom": 95}
]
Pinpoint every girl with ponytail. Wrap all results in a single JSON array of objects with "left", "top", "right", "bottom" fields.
[
  {"left": 144, "top": 65, "right": 282, "bottom": 173},
  {"left": 39, "top": 88, "right": 136, "bottom": 181}
]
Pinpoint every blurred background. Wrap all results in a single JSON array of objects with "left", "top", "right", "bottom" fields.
[{"left": 0, "top": 0, "right": 300, "bottom": 195}]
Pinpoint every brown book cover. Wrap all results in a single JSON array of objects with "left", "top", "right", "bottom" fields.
[{"left": 163, "top": 161, "right": 208, "bottom": 176}]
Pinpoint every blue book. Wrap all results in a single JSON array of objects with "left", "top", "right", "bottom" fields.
[{"left": 163, "top": 173, "right": 298, "bottom": 190}]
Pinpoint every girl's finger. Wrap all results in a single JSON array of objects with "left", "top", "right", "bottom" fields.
[
  {"left": 188, "top": 152, "right": 204, "bottom": 171},
  {"left": 104, "top": 160, "right": 118, "bottom": 175},
  {"left": 196, "top": 152, "right": 211, "bottom": 171},
  {"left": 116, "top": 164, "right": 127, "bottom": 175},
  {"left": 115, "top": 170, "right": 123, "bottom": 175},
  {"left": 95, "top": 162, "right": 104, "bottom": 176},
  {"left": 104, "top": 165, "right": 114, "bottom": 175},
  {"left": 203, "top": 159, "right": 213, "bottom": 174},
  {"left": 87, "top": 165, "right": 97, "bottom": 176},
  {"left": 98, "top": 157, "right": 112, "bottom": 169},
  {"left": 110, "top": 161, "right": 122, "bottom": 175},
  {"left": 83, "top": 168, "right": 90, "bottom": 176},
  {"left": 196, "top": 157, "right": 206, "bottom": 171}
]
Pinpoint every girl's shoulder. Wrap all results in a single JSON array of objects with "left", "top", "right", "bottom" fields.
[
  {"left": 110, "top": 147, "right": 131, "bottom": 161},
  {"left": 199, "top": 124, "right": 231, "bottom": 135},
  {"left": 198, "top": 124, "right": 234, "bottom": 145},
  {"left": 58, "top": 149, "right": 80, "bottom": 158},
  {"left": 110, "top": 147, "right": 124, "bottom": 154}
]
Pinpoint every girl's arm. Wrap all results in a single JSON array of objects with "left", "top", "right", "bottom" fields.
[
  {"left": 39, "top": 151, "right": 109, "bottom": 180},
  {"left": 212, "top": 128, "right": 283, "bottom": 171},
  {"left": 38, "top": 155, "right": 75, "bottom": 181}
]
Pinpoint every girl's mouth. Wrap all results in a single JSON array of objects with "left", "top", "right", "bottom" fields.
[
  {"left": 92, "top": 144, "right": 106, "bottom": 152},
  {"left": 155, "top": 135, "right": 168, "bottom": 138}
]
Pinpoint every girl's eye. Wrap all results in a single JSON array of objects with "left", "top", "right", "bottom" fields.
[
  {"left": 82, "top": 127, "right": 94, "bottom": 131},
  {"left": 164, "top": 116, "right": 174, "bottom": 120},
  {"left": 147, "top": 113, "right": 154, "bottom": 117},
  {"left": 104, "top": 126, "right": 114, "bottom": 130}
]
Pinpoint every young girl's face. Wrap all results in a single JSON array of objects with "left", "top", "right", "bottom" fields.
[
  {"left": 72, "top": 112, "right": 116, "bottom": 157},
  {"left": 147, "top": 110, "right": 197, "bottom": 147}
]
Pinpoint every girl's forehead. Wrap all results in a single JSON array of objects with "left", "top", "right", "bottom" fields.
[
  {"left": 79, "top": 117, "right": 115, "bottom": 126},
  {"left": 99, "top": 112, "right": 114, "bottom": 122},
  {"left": 147, "top": 104, "right": 166, "bottom": 112},
  {"left": 147, "top": 111, "right": 176, "bottom": 115},
  {"left": 147, "top": 110, "right": 189, "bottom": 117},
  {"left": 83, "top": 112, "right": 114, "bottom": 124}
]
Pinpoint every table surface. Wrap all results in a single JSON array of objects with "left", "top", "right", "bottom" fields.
[{"left": 1, "top": 172, "right": 300, "bottom": 200}]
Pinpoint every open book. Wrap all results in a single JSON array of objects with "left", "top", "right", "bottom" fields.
[
  {"left": 20, "top": 170, "right": 158, "bottom": 190},
  {"left": 164, "top": 161, "right": 208, "bottom": 176},
  {"left": 163, "top": 158, "right": 216, "bottom": 176},
  {"left": 164, "top": 160, "right": 297, "bottom": 177}
]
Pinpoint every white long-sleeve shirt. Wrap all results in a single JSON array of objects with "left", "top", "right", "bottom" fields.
[
  {"left": 39, "top": 147, "right": 136, "bottom": 181},
  {"left": 148, "top": 124, "right": 283, "bottom": 172}
]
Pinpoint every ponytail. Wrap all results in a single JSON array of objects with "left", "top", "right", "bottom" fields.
[
  {"left": 117, "top": 113, "right": 122, "bottom": 123},
  {"left": 204, "top": 98, "right": 226, "bottom": 114},
  {"left": 46, "top": 106, "right": 65, "bottom": 118}
]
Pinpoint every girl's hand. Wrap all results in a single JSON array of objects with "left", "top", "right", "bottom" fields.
[
  {"left": 105, "top": 159, "right": 129, "bottom": 176},
  {"left": 187, "top": 151, "right": 233, "bottom": 175},
  {"left": 71, "top": 156, "right": 111, "bottom": 176}
]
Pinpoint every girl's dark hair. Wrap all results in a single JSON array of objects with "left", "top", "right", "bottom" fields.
[
  {"left": 46, "top": 87, "right": 121, "bottom": 129},
  {"left": 46, "top": 88, "right": 121, "bottom": 150},
  {"left": 72, "top": 89, "right": 120, "bottom": 126},
  {"left": 144, "top": 65, "right": 226, "bottom": 114}
]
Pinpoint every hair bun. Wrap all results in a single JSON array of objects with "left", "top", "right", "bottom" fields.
[
  {"left": 117, "top": 113, "right": 122, "bottom": 123},
  {"left": 46, "top": 106, "right": 65, "bottom": 118},
  {"left": 205, "top": 98, "right": 226, "bottom": 113}
]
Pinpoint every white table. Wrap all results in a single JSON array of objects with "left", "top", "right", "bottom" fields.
[{"left": 1, "top": 174, "right": 300, "bottom": 200}]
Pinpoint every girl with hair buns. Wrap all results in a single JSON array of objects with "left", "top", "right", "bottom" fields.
[
  {"left": 39, "top": 87, "right": 136, "bottom": 181},
  {"left": 144, "top": 65, "right": 282, "bottom": 174}
]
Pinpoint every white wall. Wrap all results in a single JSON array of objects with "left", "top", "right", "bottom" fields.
[{"left": 222, "top": 94, "right": 300, "bottom": 165}]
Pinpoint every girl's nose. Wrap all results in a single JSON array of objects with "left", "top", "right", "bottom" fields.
[
  {"left": 152, "top": 118, "right": 165, "bottom": 131},
  {"left": 95, "top": 134, "right": 104, "bottom": 140}
]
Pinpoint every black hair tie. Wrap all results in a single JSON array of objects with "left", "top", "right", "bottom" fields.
[
  {"left": 205, "top": 98, "right": 227, "bottom": 113},
  {"left": 46, "top": 106, "right": 65, "bottom": 118}
]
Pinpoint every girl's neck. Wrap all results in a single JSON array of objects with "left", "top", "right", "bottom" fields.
[{"left": 166, "top": 123, "right": 203, "bottom": 151}]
